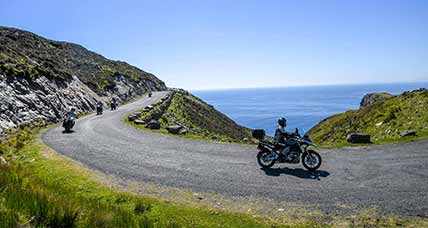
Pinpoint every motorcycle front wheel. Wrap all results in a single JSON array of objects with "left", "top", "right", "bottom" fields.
[
  {"left": 302, "top": 150, "right": 322, "bottom": 171},
  {"left": 257, "top": 150, "right": 276, "bottom": 168}
]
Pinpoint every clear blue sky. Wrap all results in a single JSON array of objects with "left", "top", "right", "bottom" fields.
[{"left": 1, "top": 0, "right": 427, "bottom": 90}]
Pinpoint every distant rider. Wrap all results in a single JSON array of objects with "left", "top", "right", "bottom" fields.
[
  {"left": 111, "top": 97, "right": 117, "bottom": 110},
  {"left": 96, "top": 101, "right": 103, "bottom": 114}
]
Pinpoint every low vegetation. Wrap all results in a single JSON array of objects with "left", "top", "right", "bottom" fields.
[
  {"left": 129, "top": 90, "right": 252, "bottom": 143},
  {"left": 308, "top": 89, "right": 428, "bottom": 147},
  {"left": 0, "top": 129, "right": 283, "bottom": 227}
]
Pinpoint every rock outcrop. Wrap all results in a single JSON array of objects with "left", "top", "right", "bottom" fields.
[
  {"left": 400, "top": 130, "right": 417, "bottom": 137},
  {"left": 146, "top": 120, "right": 161, "bottom": 129},
  {"left": 0, "top": 26, "right": 167, "bottom": 135},
  {"left": 346, "top": 133, "right": 371, "bottom": 144},
  {"left": 166, "top": 125, "right": 184, "bottom": 134},
  {"left": 360, "top": 92, "right": 393, "bottom": 108}
]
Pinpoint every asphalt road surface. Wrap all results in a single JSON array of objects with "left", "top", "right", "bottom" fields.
[{"left": 42, "top": 92, "right": 428, "bottom": 216}]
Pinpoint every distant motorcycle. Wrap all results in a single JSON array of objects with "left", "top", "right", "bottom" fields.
[
  {"left": 96, "top": 103, "right": 103, "bottom": 115},
  {"left": 253, "top": 129, "right": 322, "bottom": 171},
  {"left": 110, "top": 101, "right": 117, "bottom": 111},
  {"left": 62, "top": 115, "right": 75, "bottom": 132},
  {"left": 148, "top": 92, "right": 152, "bottom": 97}
]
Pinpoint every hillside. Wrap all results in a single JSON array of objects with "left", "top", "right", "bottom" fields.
[
  {"left": 129, "top": 90, "right": 252, "bottom": 143},
  {"left": 308, "top": 88, "right": 428, "bottom": 147},
  {"left": 0, "top": 26, "right": 166, "bottom": 134}
]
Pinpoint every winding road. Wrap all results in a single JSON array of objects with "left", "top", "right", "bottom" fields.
[{"left": 42, "top": 92, "right": 428, "bottom": 216}]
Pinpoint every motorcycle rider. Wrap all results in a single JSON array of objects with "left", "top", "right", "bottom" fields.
[
  {"left": 65, "top": 107, "right": 77, "bottom": 119},
  {"left": 111, "top": 97, "right": 117, "bottom": 110},
  {"left": 274, "top": 117, "right": 294, "bottom": 160},
  {"left": 96, "top": 101, "right": 103, "bottom": 114},
  {"left": 63, "top": 107, "right": 77, "bottom": 131}
]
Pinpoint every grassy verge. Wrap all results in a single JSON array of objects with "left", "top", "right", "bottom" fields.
[
  {"left": 129, "top": 90, "right": 252, "bottom": 144},
  {"left": 308, "top": 89, "right": 428, "bottom": 148},
  {"left": 0, "top": 129, "right": 307, "bottom": 227},
  {"left": 125, "top": 117, "right": 251, "bottom": 145}
]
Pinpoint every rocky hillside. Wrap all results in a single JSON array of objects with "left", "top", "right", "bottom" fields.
[
  {"left": 308, "top": 88, "right": 428, "bottom": 146},
  {"left": 0, "top": 26, "right": 166, "bottom": 135},
  {"left": 129, "top": 90, "right": 252, "bottom": 143}
]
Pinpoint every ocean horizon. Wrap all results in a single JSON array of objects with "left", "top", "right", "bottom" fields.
[{"left": 193, "top": 82, "right": 428, "bottom": 136}]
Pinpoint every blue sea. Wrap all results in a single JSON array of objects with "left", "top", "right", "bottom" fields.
[{"left": 193, "top": 82, "right": 428, "bottom": 136}]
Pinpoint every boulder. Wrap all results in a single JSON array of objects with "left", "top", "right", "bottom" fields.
[
  {"left": 166, "top": 125, "right": 183, "bottom": 134},
  {"left": 128, "top": 115, "right": 138, "bottom": 121},
  {"left": 0, "top": 156, "right": 7, "bottom": 166},
  {"left": 346, "top": 133, "right": 371, "bottom": 144},
  {"left": 146, "top": 105, "right": 154, "bottom": 110},
  {"left": 134, "top": 119, "right": 145, "bottom": 125},
  {"left": 145, "top": 119, "right": 160, "bottom": 129},
  {"left": 360, "top": 92, "right": 393, "bottom": 108},
  {"left": 132, "top": 112, "right": 142, "bottom": 117},
  {"left": 179, "top": 128, "right": 188, "bottom": 135},
  {"left": 400, "top": 130, "right": 417, "bottom": 137}
]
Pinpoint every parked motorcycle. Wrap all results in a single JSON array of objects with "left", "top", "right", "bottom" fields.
[
  {"left": 62, "top": 115, "right": 75, "bottom": 132},
  {"left": 253, "top": 129, "right": 322, "bottom": 171}
]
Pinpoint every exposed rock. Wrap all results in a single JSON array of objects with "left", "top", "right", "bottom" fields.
[
  {"left": 375, "top": 122, "right": 383, "bottom": 127},
  {"left": 134, "top": 119, "right": 145, "bottom": 125},
  {"left": 145, "top": 120, "right": 160, "bottom": 129},
  {"left": 166, "top": 125, "right": 183, "bottom": 134},
  {"left": 179, "top": 128, "right": 188, "bottom": 135},
  {"left": 400, "top": 130, "right": 417, "bottom": 137},
  {"left": 146, "top": 105, "right": 154, "bottom": 110},
  {"left": 0, "top": 156, "right": 8, "bottom": 166},
  {"left": 128, "top": 115, "right": 138, "bottom": 122},
  {"left": 346, "top": 133, "right": 371, "bottom": 144},
  {"left": 132, "top": 112, "right": 142, "bottom": 117},
  {"left": 0, "top": 26, "right": 167, "bottom": 134},
  {"left": 360, "top": 92, "right": 393, "bottom": 108}
]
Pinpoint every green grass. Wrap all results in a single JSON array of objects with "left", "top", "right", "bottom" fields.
[
  {"left": 130, "top": 91, "right": 252, "bottom": 144},
  {"left": 308, "top": 89, "right": 428, "bottom": 148},
  {"left": 0, "top": 129, "right": 303, "bottom": 227}
]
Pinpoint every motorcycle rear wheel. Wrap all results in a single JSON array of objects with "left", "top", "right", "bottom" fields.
[
  {"left": 302, "top": 150, "right": 322, "bottom": 171},
  {"left": 257, "top": 150, "right": 276, "bottom": 168}
]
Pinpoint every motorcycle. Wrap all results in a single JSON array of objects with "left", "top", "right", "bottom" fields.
[
  {"left": 110, "top": 102, "right": 117, "bottom": 111},
  {"left": 96, "top": 103, "right": 103, "bottom": 115},
  {"left": 253, "top": 129, "right": 322, "bottom": 171},
  {"left": 62, "top": 115, "right": 75, "bottom": 132}
]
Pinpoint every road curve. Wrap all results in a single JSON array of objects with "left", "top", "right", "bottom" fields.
[{"left": 42, "top": 92, "right": 428, "bottom": 216}]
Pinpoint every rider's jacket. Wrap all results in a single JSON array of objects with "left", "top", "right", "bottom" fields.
[
  {"left": 66, "top": 111, "right": 76, "bottom": 119},
  {"left": 274, "top": 126, "right": 287, "bottom": 144}
]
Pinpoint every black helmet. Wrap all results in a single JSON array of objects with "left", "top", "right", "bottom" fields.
[{"left": 278, "top": 117, "right": 287, "bottom": 127}]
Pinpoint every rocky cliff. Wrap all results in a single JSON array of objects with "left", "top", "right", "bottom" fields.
[
  {"left": 359, "top": 92, "right": 394, "bottom": 107},
  {"left": 0, "top": 26, "right": 167, "bottom": 135}
]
